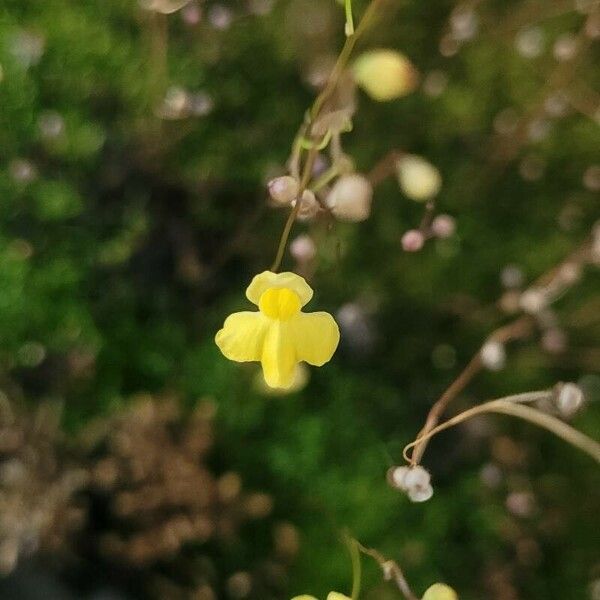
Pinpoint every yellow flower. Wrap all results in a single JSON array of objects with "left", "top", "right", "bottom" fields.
[
  {"left": 292, "top": 593, "right": 351, "bottom": 600},
  {"left": 215, "top": 271, "right": 340, "bottom": 389},
  {"left": 352, "top": 49, "right": 418, "bottom": 101}
]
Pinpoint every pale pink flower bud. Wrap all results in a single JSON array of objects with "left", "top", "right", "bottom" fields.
[
  {"left": 401, "top": 229, "right": 425, "bottom": 252},
  {"left": 431, "top": 214, "right": 456, "bottom": 238},
  {"left": 290, "top": 235, "right": 317, "bottom": 262},
  {"left": 325, "top": 174, "right": 373, "bottom": 222},
  {"left": 292, "top": 189, "right": 319, "bottom": 221},
  {"left": 268, "top": 176, "right": 299, "bottom": 206}
]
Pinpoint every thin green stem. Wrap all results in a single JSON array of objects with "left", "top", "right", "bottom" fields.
[
  {"left": 349, "top": 536, "right": 362, "bottom": 600},
  {"left": 403, "top": 392, "right": 600, "bottom": 464},
  {"left": 345, "top": 0, "right": 355, "bottom": 36},
  {"left": 269, "top": 0, "right": 386, "bottom": 272}
]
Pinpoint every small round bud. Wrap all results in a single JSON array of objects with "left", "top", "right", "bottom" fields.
[
  {"left": 325, "top": 174, "right": 373, "bottom": 222},
  {"left": 505, "top": 491, "right": 535, "bottom": 518},
  {"left": 541, "top": 328, "right": 566, "bottom": 354},
  {"left": 290, "top": 235, "right": 317, "bottom": 262},
  {"left": 500, "top": 264, "right": 524, "bottom": 288},
  {"left": 396, "top": 155, "right": 442, "bottom": 201},
  {"left": 480, "top": 340, "right": 506, "bottom": 371},
  {"left": 422, "top": 583, "right": 458, "bottom": 600},
  {"left": 431, "top": 214, "right": 456, "bottom": 238},
  {"left": 519, "top": 288, "right": 546, "bottom": 314},
  {"left": 292, "top": 189, "right": 319, "bottom": 221},
  {"left": 268, "top": 176, "right": 299, "bottom": 206},
  {"left": 387, "top": 465, "right": 410, "bottom": 490},
  {"left": 352, "top": 50, "right": 419, "bottom": 101},
  {"left": 555, "top": 382, "right": 584, "bottom": 417},
  {"left": 515, "top": 27, "right": 544, "bottom": 58},
  {"left": 403, "top": 466, "right": 433, "bottom": 503},
  {"left": 401, "top": 229, "right": 425, "bottom": 252}
]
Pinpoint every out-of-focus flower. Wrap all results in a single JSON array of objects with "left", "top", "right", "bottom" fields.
[
  {"left": 396, "top": 155, "right": 442, "bottom": 201},
  {"left": 421, "top": 583, "right": 459, "bottom": 600},
  {"left": 215, "top": 272, "right": 339, "bottom": 389},
  {"left": 139, "top": 0, "right": 192, "bottom": 14},
  {"left": 352, "top": 50, "right": 418, "bottom": 101},
  {"left": 325, "top": 174, "right": 373, "bottom": 222},
  {"left": 268, "top": 176, "right": 300, "bottom": 206},
  {"left": 254, "top": 363, "right": 310, "bottom": 395},
  {"left": 292, "top": 593, "right": 350, "bottom": 600}
]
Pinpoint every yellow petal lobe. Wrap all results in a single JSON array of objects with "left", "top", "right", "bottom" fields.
[
  {"left": 290, "top": 596, "right": 319, "bottom": 600},
  {"left": 215, "top": 312, "right": 269, "bottom": 362},
  {"left": 291, "top": 312, "right": 340, "bottom": 366},
  {"left": 247, "top": 271, "right": 313, "bottom": 306},
  {"left": 261, "top": 322, "right": 297, "bottom": 388},
  {"left": 327, "top": 593, "right": 351, "bottom": 600}
]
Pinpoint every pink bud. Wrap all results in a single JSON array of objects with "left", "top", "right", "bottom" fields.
[
  {"left": 431, "top": 214, "right": 456, "bottom": 238},
  {"left": 268, "top": 176, "right": 299, "bottom": 206},
  {"left": 401, "top": 229, "right": 424, "bottom": 252},
  {"left": 290, "top": 235, "right": 317, "bottom": 262}
]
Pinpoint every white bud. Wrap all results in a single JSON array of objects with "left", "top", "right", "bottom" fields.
[
  {"left": 555, "top": 382, "right": 584, "bottom": 417},
  {"left": 290, "top": 235, "right": 317, "bottom": 262},
  {"left": 268, "top": 176, "right": 299, "bottom": 206},
  {"left": 396, "top": 155, "right": 442, "bottom": 201},
  {"left": 388, "top": 465, "right": 410, "bottom": 490},
  {"left": 292, "top": 189, "right": 319, "bottom": 221},
  {"left": 408, "top": 481, "right": 434, "bottom": 503},
  {"left": 519, "top": 288, "right": 546, "bottom": 314},
  {"left": 500, "top": 264, "right": 524, "bottom": 288},
  {"left": 431, "top": 214, "right": 456, "bottom": 238},
  {"left": 325, "top": 174, "right": 373, "bottom": 222},
  {"left": 403, "top": 466, "right": 433, "bottom": 503},
  {"left": 480, "top": 340, "right": 506, "bottom": 371},
  {"left": 401, "top": 229, "right": 425, "bottom": 252}
]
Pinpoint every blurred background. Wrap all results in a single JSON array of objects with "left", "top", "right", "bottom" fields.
[{"left": 0, "top": 0, "right": 599, "bottom": 598}]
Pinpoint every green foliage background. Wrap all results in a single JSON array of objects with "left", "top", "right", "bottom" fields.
[{"left": 1, "top": 0, "right": 599, "bottom": 598}]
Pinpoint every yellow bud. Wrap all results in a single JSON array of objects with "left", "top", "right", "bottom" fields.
[
  {"left": 352, "top": 50, "right": 418, "bottom": 101},
  {"left": 422, "top": 583, "right": 459, "bottom": 600},
  {"left": 396, "top": 154, "right": 442, "bottom": 201}
]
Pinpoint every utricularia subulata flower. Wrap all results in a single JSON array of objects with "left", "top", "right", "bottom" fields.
[{"left": 216, "top": 271, "right": 340, "bottom": 389}]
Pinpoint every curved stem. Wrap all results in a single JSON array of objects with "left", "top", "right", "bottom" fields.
[{"left": 403, "top": 392, "right": 600, "bottom": 464}]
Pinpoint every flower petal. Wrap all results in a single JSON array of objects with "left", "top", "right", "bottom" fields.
[
  {"left": 215, "top": 311, "right": 269, "bottom": 362},
  {"left": 246, "top": 271, "right": 313, "bottom": 306},
  {"left": 290, "top": 596, "right": 319, "bottom": 600},
  {"left": 261, "top": 322, "right": 298, "bottom": 388},
  {"left": 291, "top": 312, "right": 340, "bottom": 366},
  {"left": 327, "top": 593, "right": 352, "bottom": 600}
]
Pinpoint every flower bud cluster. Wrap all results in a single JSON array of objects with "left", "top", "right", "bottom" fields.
[{"left": 388, "top": 465, "right": 433, "bottom": 502}]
